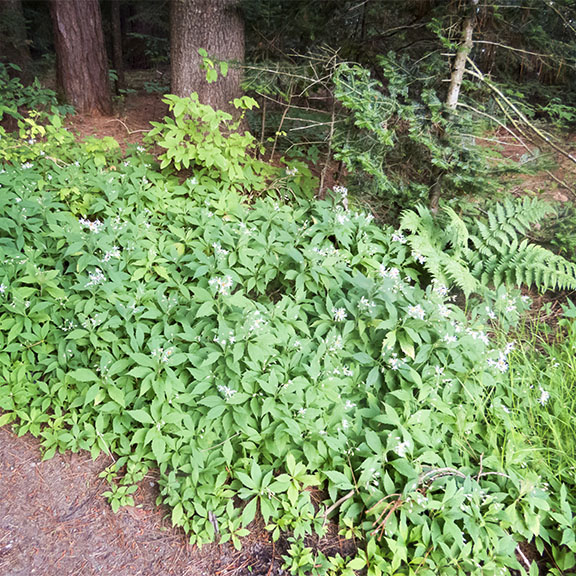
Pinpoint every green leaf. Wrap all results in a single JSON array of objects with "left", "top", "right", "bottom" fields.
[
  {"left": 107, "top": 386, "right": 126, "bottom": 407},
  {"left": 152, "top": 436, "right": 166, "bottom": 461},
  {"left": 71, "top": 368, "right": 99, "bottom": 382},
  {"left": 127, "top": 409, "right": 155, "bottom": 425},
  {"left": 241, "top": 497, "right": 258, "bottom": 527},
  {"left": 172, "top": 502, "right": 184, "bottom": 525},
  {"left": 324, "top": 470, "right": 354, "bottom": 490}
]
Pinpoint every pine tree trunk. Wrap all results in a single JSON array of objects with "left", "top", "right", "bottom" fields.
[
  {"left": 170, "top": 0, "right": 244, "bottom": 113},
  {"left": 0, "top": 0, "right": 32, "bottom": 82},
  {"left": 50, "top": 0, "right": 112, "bottom": 115}
]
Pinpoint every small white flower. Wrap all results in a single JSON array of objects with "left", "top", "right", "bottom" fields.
[
  {"left": 485, "top": 306, "right": 497, "bottom": 320},
  {"left": 407, "top": 304, "right": 425, "bottom": 320},
  {"left": 286, "top": 166, "right": 299, "bottom": 176},
  {"left": 329, "top": 335, "right": 344, "bottom": 352},
  {"left": 438, "top": 305, "right": 451, "bottom": 318},
  {"left": 504, "top": 342, "right": 516, "bottom": 355},
  {"left": 101, "top": 246, "right": 121, "bottom": 262},
  {"left": 394, "top": 440, "right": 410, "bottom": 457},
  {"left": 209, "top": 275, "right": 233, "bottom": 296},
  {"left": 344, "top": 400, "right": 356, "bottom": 410},
  {"left": 538, "top": 387, "right": 550, "bottom": 406},
  {"left": 443, "top": 334, "right": 457, "bottom": 344},
  {"left": 411, "top": 250, "right": 426, "bottom": 264},
  {"left": 212, "top": 242, "right": 229, "bottom": 256},
  {"left": 380, "top": 265, "right": 400, "bottom": 280},
  {"left": 487, "top": 354, "right": 508, "bottom": 373},
  {"left": 217, "top": 384, "right": 237, "bottom": 399},
  {"left": 21, "top": 162, "right": 33, "bottom": 169},
  {"left": 151, "top": 347, "right": 173, "bottom": 363},
  {"left": 358, "top": 296, "right": 375, "bottom": 312},
  {"left": 392, "top": 232, "right": 407, "bottom": 244},
  {"left": 332, "top": 307, "right": 347, "bottom": 322},
  {"left": 79, "top": 217, "right": 104, "bottom": 234},
  {"left": 0, "top": 283, "right": 6, "bottom": 294},
  {"left": 86, "top": 268, "right": 106, "bottom": 287}
]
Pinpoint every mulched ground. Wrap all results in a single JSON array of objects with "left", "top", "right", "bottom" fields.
[{"left": 0, "top": 425, "right": 290, "bottom": 576}]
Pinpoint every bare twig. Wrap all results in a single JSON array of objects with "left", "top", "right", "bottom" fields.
[
  {"left": 323, "top": 489, "right": 355, "bottom": 520},
  {"left": 465, "top": 60, "right": 576, "bottom": 165}
]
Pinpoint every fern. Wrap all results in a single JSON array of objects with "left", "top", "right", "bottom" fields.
[{"left": 399, "top": 198, "right": 575, "bottom": 296}]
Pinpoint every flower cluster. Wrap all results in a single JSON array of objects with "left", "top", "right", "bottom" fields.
[
  {"left": 151, "top": 347, "right": 174, "bottom": 363},
  {"left": 86, "top": 268, "right": 106, "bottom": 287},
  {"left": 332, "top": 307, "right": 347, "bottom": 322},
  {"left": 79, "top": 217, "right": 104, "bottom": 234},
  {"left": 209, "top": 275, "right": 233, "bottom": 295}
]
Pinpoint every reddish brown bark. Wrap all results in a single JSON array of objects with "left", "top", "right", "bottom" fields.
[
  {"left": 170, "top": 0, "right": 244, "bottom": 113},
  {"left": 50, "top": 0, "right": 112, "bottom": 116}
]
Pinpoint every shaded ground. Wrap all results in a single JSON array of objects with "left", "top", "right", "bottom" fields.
[{"left": 0, "top": 426, "right": 288, "bottom": 576}]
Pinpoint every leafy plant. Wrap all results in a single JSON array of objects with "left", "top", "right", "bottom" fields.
[
  {"left": 146, "top": 93, "right": 277, "bottom": 191},
  {"left": 1, "top": 110, "right": 576, "bottom": 575},
  {"left": 399, "top": 197, "right": 576, "bottom": 295}
]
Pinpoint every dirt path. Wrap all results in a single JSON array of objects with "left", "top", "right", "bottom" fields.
[{"left": 0, "top": 426, "right": 226, "bottom": 575}]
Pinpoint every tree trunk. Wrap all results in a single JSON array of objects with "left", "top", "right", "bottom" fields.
[
  {"left": 110, "top": 0, "right": 125, "bottom": 93},
  {"left": 50, "top": 0, "right": 112, "bottom": 116},
  {"left": 0, "top": 0, "right": 32, "bottom": 83},
  {"left": 445, "top": 0, "right": 479, "bottom": 110},
  {"left": 170, "top": 0, "right": 244, "bottom": 113}
]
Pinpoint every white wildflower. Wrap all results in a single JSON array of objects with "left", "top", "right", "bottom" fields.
[
  {"left": 151, "top": 347, "right": 173, "bottom": 363},
  {"left": 212, "top": 242, "right": 229, "bottom": 256},
  {"left": 395, "top": 440, "right": 410, "bottom": 458},
  {"left": 286, "top": 166, "right": 299, "bottom": 176},
  {"left": 407, "top": 304, "right": 425, "bottom": 320},
  {"left": 79, "top": 217, "right": 104, "bottom": 234},
  {"left": 411, "top": 250, "right": 426, "bottom": 264},
  {"left": 392, "top": 232, "right": 407, "bottom": 244},
  {"left": 538, "top": 387, "right": 550, "bottom": 406},
  {"left": 217, "top": 384, "right": 237, "bottom": 399},
  {"left": 332, "top": 307, "right": 347, "bottom": 322},
  {"left": 329, "top": 335, "right": 344, "bottom": 352},
  {"left": 488, "top": 353, "right": 508, "bottom": 373},
  {"left": 209, "top": 275, "right": 233, "bottom": 296},
  {"left": 86, "top": 268, "right": 106, "bottom": 287},
  {"left": 380, "top": 265, "right": 400, "bottom": 280},
  {"left": 101, "top": 246, "right": 121, "bottom": 262},
  {"left": 358, "top": 296, "right": 376, "bottom": 312}
]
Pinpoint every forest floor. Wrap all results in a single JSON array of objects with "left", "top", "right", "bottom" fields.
[{"left": 1, "top": 87, "right": 575, "bottom": 576}]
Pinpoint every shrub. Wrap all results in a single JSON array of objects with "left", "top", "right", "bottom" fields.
[{"left": 0, "top": 110, "right": 575, "bottom": 574}]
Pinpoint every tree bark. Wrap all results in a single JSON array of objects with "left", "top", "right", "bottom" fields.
[
  {"left": 0, "top": 0, "right": 32, "bottom": 82},
  {"left": 50, "top": 0, "right": 112, "bottom": 115},
  {"left": 445, "top": 0, "right": 479, "bottom": 110},
  {"left": 110, "top": 0, "right": 125, "bottom": 93},
  {"left": 170, "top": 0, "right": 244, "bottom": 113}
]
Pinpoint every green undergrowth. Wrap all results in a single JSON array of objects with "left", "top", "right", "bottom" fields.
[{"left": 0, "top": 96, "right": 575, "bottom": 575}]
